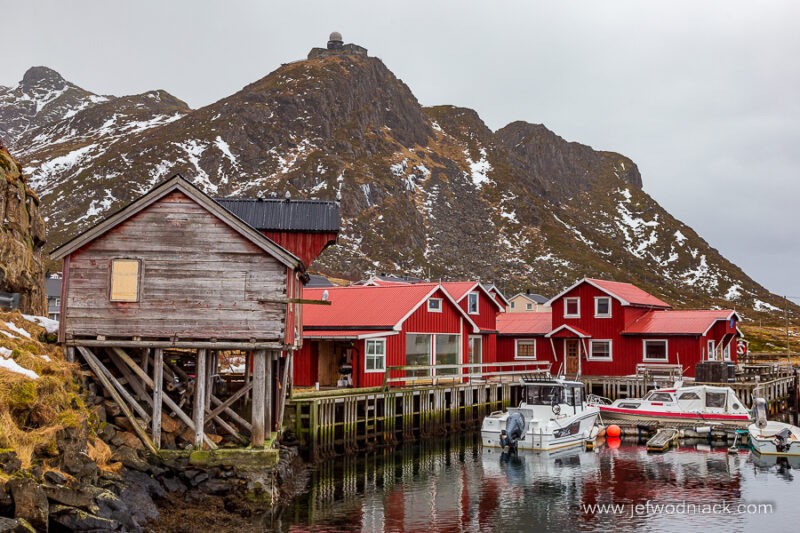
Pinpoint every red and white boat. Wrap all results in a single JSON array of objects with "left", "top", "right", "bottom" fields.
[{"left": 587, "top": 384, "right": 752, "bottom": 426}]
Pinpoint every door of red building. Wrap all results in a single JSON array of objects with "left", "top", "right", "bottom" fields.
[{"left": 565, "top": 340, "right": 579, "bottom": 375}]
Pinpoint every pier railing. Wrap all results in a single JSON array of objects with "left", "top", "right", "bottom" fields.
[{"left": 381, "top": 361, "right": 552, "bottom": 390}]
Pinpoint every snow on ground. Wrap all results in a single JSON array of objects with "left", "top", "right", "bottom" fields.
[
  {"left": 4, "top": 322, "right": 31, "bottom": 339},
  {"left": 0, "top": 357, "right": 39, "bottom": 380},
  {"left": 754, "top": 300, "right": 781, "bottom": 312},
  {"left": 553, "top": 214, "right": 595, "bottom": 247},
  {"left": 725, "top": 284, "right": 742, "bottom": 301},
  {"left": 674, "top": 230, "right": 687, "bottom": 245},
  {"left": 0, "top": 347, "right": 11, "bottom": 357},
  {"left": 22, "top": 315, "right": 59, "bottom": 334},
  {"left": 214, "top": 136, "right": 239, "bottom": 168},
  {"left": 464, "top": 148, "right": 493, "bottom": 189},
  {"left": 25, "top": 143, "right": 98, "bottom": 191}
]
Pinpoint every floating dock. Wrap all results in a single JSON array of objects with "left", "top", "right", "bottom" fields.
[{"left": 646, "top": 428, "right": 680, "bottom": 452}]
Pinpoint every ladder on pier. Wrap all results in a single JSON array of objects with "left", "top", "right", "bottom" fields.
[{"left": 646, "top": 428, "right": 679, "bottom": 453}]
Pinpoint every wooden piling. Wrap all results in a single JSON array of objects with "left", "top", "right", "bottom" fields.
[
  {"left": 252, "top": 349, "right": 267, "bottom": 446},
  {"left": 152, "top": 348, "right": 163, "bottom": 448}
]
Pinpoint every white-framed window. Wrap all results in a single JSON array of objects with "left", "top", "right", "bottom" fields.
[
  {"left": 526, "top": 302, "right": 533, "bottom": 311},
  {"left": 467, "top": 292, "right": 479, "bottom": 314},
  {"left": 427, "top": 298, "right": 442, "bottom": 313},
  {"left": 594, "top": 297, "right": 611, "bottom": 318},
  {"left": 515, "top": 339, "right": 536, "bottom": 359},
  {"left": 110, "top": 259, "right": 141, "bottom": 302},
  {"left": 468, "top": 335, "right": 482, "bottom": 374},
  {"left": 53, "top": 297, "right": 61, "bottom": 307},
  {"left": 707, "top": 340, "right": 716, "bottom": 360},
  {"left": 405, "top": 333, "right": 460, "bottom": 376},
  {"left": 510, "top": 301, "right": 516, "bottom": 309},
  {"left": 723, "top": 342, "right": 731, "bottom": 361},
  {"left": 589, "top": 340, "right": 612, "bottom": 360},
  {"left": 643, "top": 339, "right": 668, "bottom": 362},
  {"left": 564, "top": 297, "right": 580, "bottom": 318},
  {"left": 365, "top": 339, "right": 386, "bottom": 373}
]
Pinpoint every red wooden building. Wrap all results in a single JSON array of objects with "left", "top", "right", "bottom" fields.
[
  {"left": 295, "top": 283, "right": 480, "bottom": 388},
  {"left": 441, "top": 282, "right": 504, "bottom": 372},
  {"left": 497, "top": 278, "right": 741, "bottom": 378}
]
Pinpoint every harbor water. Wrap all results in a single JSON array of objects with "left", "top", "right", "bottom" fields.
[{"left": 271, "top": 434, "right": 800, "bottom": 532}]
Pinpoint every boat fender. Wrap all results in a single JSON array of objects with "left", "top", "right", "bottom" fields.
[
  {"left": 753, "top": 398, "right": 768, "bottom": 430},
  {"left": 694, "top": 426, "right": 711, "bottom": 435}
]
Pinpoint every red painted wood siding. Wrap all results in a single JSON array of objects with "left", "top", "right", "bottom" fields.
[
  {"left": 292, "top": 342, "right": 318, "bottom": 387},
  {"left": 552, "top": 283, "right": 628, "bottom": 341},
  {"left": 261, "top": 231, "right": 337, "bottom": 267},
  {"left": 456, "top": 290, "right": 498, "bottom": 332}
]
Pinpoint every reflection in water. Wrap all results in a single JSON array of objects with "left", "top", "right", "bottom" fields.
[{"left": 275, "top": 434, "right": 800, "bottom": 532}]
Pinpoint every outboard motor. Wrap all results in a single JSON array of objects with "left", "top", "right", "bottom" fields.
[
  {"left": 772, "top": 427, "right": 792, "bottom": 453},
  {"left": 753, "top": 398, "right": 768, "bottom": 430},
  {"left": 500, "top": 411, "right": 526, "bottom": 450}
]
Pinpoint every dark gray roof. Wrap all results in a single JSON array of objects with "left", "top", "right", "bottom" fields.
[
  {"left": 215, "top": 198, "right": 340, "bottom": 232},
  {"left": 306, "top": 274, "right": 335, "bottom": 288},
  {"left": 513, "top": 292, "right": 550, "bottom": 304}
]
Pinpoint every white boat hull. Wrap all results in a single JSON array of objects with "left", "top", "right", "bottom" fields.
[
  {"left": 748, "top": 421, "right": 800, "bottom": 456},
  {"left": 481, "top": 408, "right": 599, "bottom": 452}
]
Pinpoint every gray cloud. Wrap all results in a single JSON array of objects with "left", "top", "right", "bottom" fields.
[{"left": 4, "top": 0, "right": 799, "bottom": 296}]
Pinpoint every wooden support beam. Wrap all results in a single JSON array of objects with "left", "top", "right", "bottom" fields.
[
  {"left": 193, "top": 349, "right": 207, "bottom": 449},
  {"left": 69, "top": 339, "right": 285, "bottom": 350},
  {"left": 76, "top": 346, "right": 158, "bottom": 455},
  {"left": 266, "top": 351, "right": 274, "bottom": 435},
  {"left": 109, "top": 347, "right": 217, "bottom": 449},
  {"left": 95, "top": 354, "right": 151, "bottom": 423},
  {"left": 152, "top": 348, "right": 163, "bottom": 449},
  {"left": 210, "top": 394, "right": 252, "bottom": 432},
  {"left": 252, "top": 349, "right": 267, "bottom": 446},
  {"left": 107, "top": 350, "right": 153, "bottom": 407},
  {"left": 277, "top": 352, "right": 292, "bottom": 437},
  {"left": 206, "top": 382, "right": 252, "bottom": 422}
]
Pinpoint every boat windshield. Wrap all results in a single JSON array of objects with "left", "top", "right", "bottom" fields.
[
  {"left": 643, "top": 391, "right": 674, "bottom": 402},
  {"left": 523, "top": 384, "right": 563, "bottom": 406},
  {"left": 563, "top": 385, "right": 585, "bottom": 407}
]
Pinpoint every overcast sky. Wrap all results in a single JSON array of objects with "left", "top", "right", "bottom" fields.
[{"left": 4, "top": 1, "right": 799, "bottom": 298}]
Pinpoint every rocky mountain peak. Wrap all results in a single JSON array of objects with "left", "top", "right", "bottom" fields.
[{"left": 20, "top": 66, "right": 68, "bottom": 92}]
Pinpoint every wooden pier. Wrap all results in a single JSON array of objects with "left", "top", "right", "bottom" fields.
[{"left": 288, "top": 380, "right": 519, "bottom": 460}]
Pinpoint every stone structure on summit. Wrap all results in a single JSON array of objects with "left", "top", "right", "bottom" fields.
[{"left": 308, "top": 31, "right": 368, "bottom": 59}]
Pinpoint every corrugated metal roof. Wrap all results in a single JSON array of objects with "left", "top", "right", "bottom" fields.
[
  {"left": 303, "top": 329, "right": 396, "bottom": 340},
  {"left": 587, "top": 278, "right": 671, "bottom": 308},
  {"left": 304, "top": 284, "right": 441, "bottom": 329},
  {"left": 497, "top": 312, "right": 552, "bottom": 335},
  {"left": 512, "top": 292, "right": 550, "bottom": 304},
  {"left": 624, "top": 309, "right": 736, "bottom": 335},
  {"left": 215, "top": 198, "right": 340, "bottom": 232}
]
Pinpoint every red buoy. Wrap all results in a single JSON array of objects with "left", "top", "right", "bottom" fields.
[
  {"left": 607, "top": 424, "right": 621, "bottom": 438},
  {"left": 607, "top": 436, "right": 621, "bottom": 449}
]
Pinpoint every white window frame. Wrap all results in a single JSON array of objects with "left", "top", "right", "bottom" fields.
[
  {"left": 526, "top": 302, "right": 533, "bottom": 311},
  {"left": 643, "top": 339, "right": 669, "bottom": 362},
  {"left": 510, "top": 301, "right": 516, "bottom": 309},
  {"left": 564, "top": 297, "right": 580, "bottom": 318},
  {"left": 515, "top": 339, "right": 536, "bottom": 360},
  {"left": 707, "top": 339, "right": 716, "bottom": 360},
  {"left": 427, "top": 298, "right": 443, "bottom": 313},
  {"left": 467, "top": 292, "right": 480, "bottom": 315},
  {"left": 588, "top": 339, "right": 613, "bottom": 361},
  {"left": 723, "top": 341, "right": 732, "bottom": 361},
  {"left": 365, "top": 338, "right": 386, "bottom": 373},
  {"left": 594, "top": 296, "right": 611, "bottom": 318}
]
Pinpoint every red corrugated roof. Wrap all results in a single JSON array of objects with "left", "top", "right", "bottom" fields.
[
  {"left": 624, "top": 309, "right": 737, "bottom": 335},
  {"left": 497, "top": 312, "right": 552, "bottom": 335},
  {"left": 304, "top": 284, "right": 441, "bottom": 328},
  {"left": 440, "top": 282, "right": 478, "bottom": 302},
  {"left": 586, "top": 278, "right": 671, "bottom": 308},
  {"left": 303, "top": 329, "right": 396, "bottom": 339},
  {"left": 547, "top": 324, "right": 592, "bottom": 338}
]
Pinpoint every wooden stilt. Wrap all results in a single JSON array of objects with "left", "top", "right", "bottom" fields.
[
  {"left": 252, "top": 349, "right": 267, "bottom": 446},
  {"left": 244, "top": 351, "right": 252, "bottom": 404},
  {"left": 194, "top": 349, "right": 207, "bottom": 449},
  {"left": 152, "top": 348, "right": 163, "bottom": 449},
  {"left": 111, "top": 347, "right": 217, "bottom": 449},
  {"left": 266, "top": 351, "right": 274, "bottom": 435},
  {"left": 77, "top": 346, "right": 158, "bottom": 455},
  {"left": 277, "top": 352, "right": 292, "bottom": 437}
]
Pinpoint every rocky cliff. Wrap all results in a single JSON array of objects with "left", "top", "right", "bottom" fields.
[
  {"left": 0, "top": 145, "right": 46, "bottom": 315},
  {"left": 0, "top": 46, "right": 789, "bottom": 314}
]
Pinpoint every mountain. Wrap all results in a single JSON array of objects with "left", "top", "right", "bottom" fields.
[{"left": 0, "top": 45, "right": 788, "bottom": 314}]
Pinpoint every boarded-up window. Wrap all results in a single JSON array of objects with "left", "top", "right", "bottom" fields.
[{"left": 110, "top": 259, "right": 141, "bottom": 302}]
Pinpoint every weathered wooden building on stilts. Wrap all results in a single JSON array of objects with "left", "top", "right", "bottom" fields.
[{"left": 51, "top": 175, "right": 339, "bottom": 452}]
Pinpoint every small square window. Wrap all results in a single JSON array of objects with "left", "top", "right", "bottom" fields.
[
  {"left": 428, "top": 298, "right": 442, "bottom": 313},
  {"left": 564, "top": 297, "right": 580, "bottom": 318},
  {"left": 365, "top": 339, "right": 386, "bottom": 373},
  {"left": 595, "top": 297, "right": 611, "bottom": 317},
  {"left": 589, "top": 340, "right": 612, "bottom": 360},
  {"left": 643, "top": 340, "right": 668, "bottom": 361},
  {"left": 526, "top": 303, "right": 533, "bottom": 310},
  {"left": 110, "top": 259, "right": 141, "bottom": 302},
  {"left": 515, "top": 340, "right": 536, "bottom": 359}
]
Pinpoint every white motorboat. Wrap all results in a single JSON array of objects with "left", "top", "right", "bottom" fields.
[
  {"left": 481, "top": 376, "right": 599, "bottom": 452},
  {"left": 587, "top": 384, "right": 751, "bottom": 427},
  {"left": 748, "top": 398, "right": 800, "bottom": 456}
]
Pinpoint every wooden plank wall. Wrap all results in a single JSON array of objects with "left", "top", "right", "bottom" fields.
[{"left": 65, "top": 191, "right": 288, "bottom": 340}]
